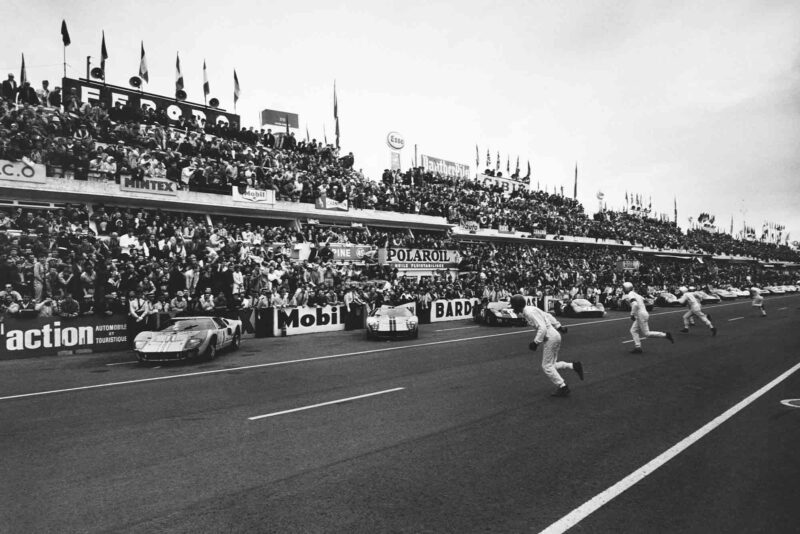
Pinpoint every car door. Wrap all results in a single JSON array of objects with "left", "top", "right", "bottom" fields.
[{"left": 211, "top": 317, "right": 229, "bottom": 348}]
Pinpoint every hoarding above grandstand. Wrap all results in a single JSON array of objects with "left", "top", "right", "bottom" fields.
[
  {"left": 61, "top": 78, "right": 240, "bottom": 130},
  {"left": 260, "top": 109, "right": 299, "bottom": 129},
  {"left": 479, "top": 173, "right": 529, "bottom": 195},
  {"left": 420, "top": 154, "right": 470, "bottom": 180}
]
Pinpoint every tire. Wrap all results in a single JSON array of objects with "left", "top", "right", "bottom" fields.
[
  {"left": 203, "top": 338, "right": 217, "bottom": 361},
  {"left": 366, "top": 330, "right": 374, "bottom": 341},
  {"left": 412, "top": 330, "right": 419, "bottom": 339},
  {"left": 231, "top": 330, "right": 241, "bottom": 351},
  {"left": 487, "top": 314, "right": 497, "bottom": 326}
]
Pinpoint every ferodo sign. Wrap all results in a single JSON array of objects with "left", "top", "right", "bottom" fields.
[
  {"left": 61, "top": 77, "right": 240, "bottom": 129},
  {"left": 430, "top": 298, "right": 480, "bottom": 323},
  {"left": 0, "top": 316, "right": 128, "bottom": 359},
  {"left": 379, "top": 248, "right": 460, "bottom": 269},
  {"left": 274, "top": 305, "right": 347, "bottom": 336}
]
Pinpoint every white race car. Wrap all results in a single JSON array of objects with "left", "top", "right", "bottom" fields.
[{"left": 134, "top": 316, "right": 242, "bottom": 363}]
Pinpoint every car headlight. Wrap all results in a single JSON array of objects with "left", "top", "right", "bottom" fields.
[
  {"left": 134, "top": 340, "right": 147, "bottom": 350},
  {"left": 366, "top": 318, "right": 378, "bottom": 328},
  {"left": 185, "top": 335, "right": 204, "bottom": 347},
  {"left": 406, "top": 318, "right": 418, "bottom": 328}
]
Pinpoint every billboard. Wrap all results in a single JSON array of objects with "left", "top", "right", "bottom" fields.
[
  {"left": 479, "top": 174, "right": 529, "bottom": 195},
  {"left": 0, "top": 159, "right": 47, "bottom": 184},
  {"left": 232, "top": 186, "right": 276, "bottom": 205},
  {"left": 421, "top": 154, "right": 470, "bottom": 180},
  {"left": 260, "top": 108, "right": 299, "bottom": 129},
  {"left": 61, "top": 78, "right": 240, "bottom": 129},
  {"left": 378, "top": 248, "right": 461, "bottom": 269},
  {"left": 0, "top": 315, "right": 128, "bottom": 359}
]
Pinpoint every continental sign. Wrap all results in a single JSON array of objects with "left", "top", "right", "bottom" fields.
[
  {"left": 62, "top": 77, "right": 240, "bottom": 129},
  {"left": 378, "top": 248, "right": 460, "bottom": 269}
]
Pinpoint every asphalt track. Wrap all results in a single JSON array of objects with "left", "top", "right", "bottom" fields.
[{"left": 1, "top": 295, "right": 798, "bottom": 533}]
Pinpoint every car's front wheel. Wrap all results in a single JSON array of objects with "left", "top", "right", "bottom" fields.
[
  {"left": 203, "top": 339, "right": 217, "bottom": 361},
  {"left": 231, "top": 330, "right": 241, "bottom": 351}
]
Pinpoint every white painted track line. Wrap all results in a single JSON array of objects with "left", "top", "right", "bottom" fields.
[
  {"left": 435, "top": 325, "right": 479, "bottom": 332},
  {"left": 538, "top": 361, "right": 800, "bottom": 534},
  {"left": 249, "top": 387, "right": 405, "bottom": 420},
  {"left": 1, "top": 296, "right": 795, "bottom": 402},
  {"left": 728, "top": 317, "right": 744, "bottom": 322},
  {"left": 105, "top": 361, "right": 139, "bottom": 366}
]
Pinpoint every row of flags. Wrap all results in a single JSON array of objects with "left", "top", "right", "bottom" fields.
[
  {"left": 58, "top": 20, "right": 241, "bottom": 108},
  {"left": 473, "top": 146, "right": 580, "bottom": 199}
]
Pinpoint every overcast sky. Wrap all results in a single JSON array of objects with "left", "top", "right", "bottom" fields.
[{"left": 3, "top": 0, "right": 799, "bottom": 240}]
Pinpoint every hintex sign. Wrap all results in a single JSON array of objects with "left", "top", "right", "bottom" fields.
[
  {"left": 120, "top": 176, "right": 178, "bottom": 196},
  {"left": 378, "top": 248, "right": 460, "bottom": 269},
  {"left": 386, "top": 132, "right": 405, "bottom": 150}
]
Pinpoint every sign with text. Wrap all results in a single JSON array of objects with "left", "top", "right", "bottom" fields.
[
  {"left": 329, "top": 243, "right": 374, "bottom": 261},
  {"left": 273, "top": 305, "right": 347, "bottom": 336},
  {"left": 378, "top": 248, "right": 461, "bottom": 269},
  {"left": 62, "top": 77, "right": 240, "bottom": 129},
  {"left": 479, "top": 174, "right": 529, "bottom": 195},
  {"left": 232, "top": 186, "right": 276, "bottom": 205},
  {"left": 421, "top": 154, "right": 470, "bottom": 180},
  {"left": 120, "top": 176, "right": 178, "bottom": 196},
  {"left": 0, "top": 159, "right": 47, "bottom": 184},
  {"left": 0, "top": 315, "right": 128, "bottom": 359},
  {"left": 430, "top": 298, "right": 480, "bottom": 323},
  {"left": 260, "top": 108, "right": 299, "bottom": 129},
  {"left": 315, "top": 196, "right": 349, "bottom": 211}
]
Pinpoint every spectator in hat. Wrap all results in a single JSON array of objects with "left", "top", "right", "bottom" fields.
[
  {"left": 37, "top": 80, "right": 51, "bottom": 105},
  {"left": 58, "top": 291, "right": 80, "bottom": 318},
  {"left": 169, "top": 290, "right": 189, "bottom": 317},
  {"left": 1, "top": 74, "right": 17, "bottom": 101},
  {"left": 47, "top": 87, "right": 62, "bottom": 108}
]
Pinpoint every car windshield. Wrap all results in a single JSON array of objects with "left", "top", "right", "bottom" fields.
[
  {"left": 159, "top": 318, "right": 216, "bottom": 332},
  {"left": 373, "top": 306, "right": 412, "bottom": 318}
]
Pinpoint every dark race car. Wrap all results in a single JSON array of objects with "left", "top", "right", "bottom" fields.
[
  {"left": 475, "top": 301, "right": 526, "bottom": 326},
  {"left": 366, "top": 305, "right": 419, "bottom": 340},
  {"left": 559, "top": 298, "right": 605, "bottom": 318}
]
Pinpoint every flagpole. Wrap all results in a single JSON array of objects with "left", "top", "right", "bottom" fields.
[{"left": 63, "top": 45, "right": 66, "bottom": 78}]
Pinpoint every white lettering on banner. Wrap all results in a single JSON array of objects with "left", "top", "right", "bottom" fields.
[
  {"left": 0, "top": 159, "right": 47, "bottom": 184},
  {"left": 232, "top": 186, "right": 276, "bottom": 205},
  {"left": 430, "top": 299, "right": 480, "bottom": 323},
  {"left": 462, "top": 221, "right": 480, "bottom": 232},
  {"left": 479, "top": 174, "right": 528, "bottom": 195},
  {"left": 421, "top": 154, "right": 470, "bottom": 180},
  {"left": 0, "top": 319, "right": 127, "bottom": 359},
  {"left": 120, "top": 176, "right": 178, "bottom": 196},
  {"left": 274, "top": 305, "right": 346, "bottom": 336},
  {"left": 2, "top": 322, "right": 93, "bottom": 351}
]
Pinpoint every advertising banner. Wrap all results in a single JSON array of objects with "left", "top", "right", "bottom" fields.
[
  {"left": 260, "top": 109, "right": 299, "bottom": 129},
  {"left": 273, "top": 305, "right": 347, "bottom": 336},
  {"left": 479, "top": 174, "right": 528, "bottom": 195},
  {"left": 329, "top": 243, "right": 374, "bottom": 262},
  {"left": 616, "top": 260, "right": 641, "bottom": 271},
  {"left": 430, "top": 298, "right": 480, "bottom": 323},
  {"left": 0, "top": 159, "right": 47, "bottom": 184},
  {"left": 461, "top": 221, "right": 480, "bottom": 232},
  {"left": 421, "top": 154, "right": 470, "bottom": 180},
  {"left": 531, "top": 229, "right": 546, "bottom": 239},
  {"left": 62, "top": 77, "right": 240, "bottom": 129},
  {"left": 315, "top": 196, "right": 349, "bottom": 211},
  {"left": 119, "top": 175, "right": 179, "bottom": 196},
  {"left": 0, "top": 315, "right": 128, "bottom": 359},
  {"left": 378, "top": 248, "right": 461, "bottom": 270},
  {"left": 232, "top": 186, "right": 276, "bottom": 205},
  {"left": 390, "top": 151, "right": 401, "bottom": 171}
]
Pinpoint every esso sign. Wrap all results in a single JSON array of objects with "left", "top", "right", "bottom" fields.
[{"left": 386, "top": 132, "right": 405, "bottom": 150}]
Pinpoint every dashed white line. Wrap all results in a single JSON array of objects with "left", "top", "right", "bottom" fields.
[
  {"left": 778, "top": 307, "right": 788, "bottom": 310},
  {"left": 538, "top": 361, "right": 800, "bottom": 534},
  {"left": 728, "top": 317, "right": 744, "bottom": 322},
  {"left": 621, "top": 340, "right": 634, "bottom": 344},
  {"left": 248, "top": 387, "right": 405, "bottom": 420}
]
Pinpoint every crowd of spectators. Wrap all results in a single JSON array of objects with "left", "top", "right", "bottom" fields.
[{"left": 1, "top": 77, "right": 799, "bottom": 326}]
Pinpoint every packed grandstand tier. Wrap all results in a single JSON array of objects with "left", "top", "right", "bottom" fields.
[{"left": 0, "top": 86, "right": 798, "bottom": 321}]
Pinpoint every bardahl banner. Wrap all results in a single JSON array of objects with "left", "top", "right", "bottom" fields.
[
  {"left": 378, "top": 248, "right": 461, "bottom": 269},
  {"left": 479, "top": 174, "right": 528, "bottom": 195},
  {"left": 232, "top": 186, "right": 276, "bottom": 205},
  {"left": 421, "top": 154, "right": 470, "bottom": 180},
  {"left": 273, "top": 305, "right": 347, "bottom": 336},
  {"left": 430, "top": 298, "right": 480, "bottom": 323},
  {"left": 0, "top": 159, "right": 47, "bottom": 184},
  {"left": 0, "top": 315, "right": 128, "bottom": 359},
  {"left": 119, "top": 175, "right": 179, "bottom": 196},
  {"left": 61, "top": 77, "right": 240, "bottom": 129}
]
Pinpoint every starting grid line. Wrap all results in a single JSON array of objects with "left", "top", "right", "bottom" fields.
[{"left": 0, "top": 296, "right": 796, "bottom": 402}]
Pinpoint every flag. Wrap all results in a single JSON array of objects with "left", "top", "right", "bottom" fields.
[
  {"left": 625, "top": 191, "right": 628, "bottom": 204},
  {"left": 202, "top": 60, "right": 210, "bottom": 98},
  {"left": 475, "top": 145, "right": 479, "bottom": 168},
  {"left": 730, "top": 215, "right": 733, "bottom": 234},
  {"left": 506, "top": 156, "right": 510, "bottom": 173},
  {"left": 333, "top": 80, "right": 339, "bottom": 149},
  {"left": 486, "top": 149, "right": 491, "bottom": 168},
  {"left": 233, "top": 69, "right": 241, "bottom": 105},
  {"left": 495, "top": 151, "right": 500, "bottom": 171},
  {"left": 139, "top": 42, "right": 149, "bottom": 83},
  {"left": 573, "top": 163, "right": 578, "bottom": 199},
  {"left": 61, "top": 20, "right": 71, "bottom": 47},
  {"left": 526, "top": 160, "right": 531, "bottom": 179},
  {"left": 323, "top": 124, "right": 327, "bottom": 145},
  {"left": 285, "top": 114, "right": 290, "bottom": 135},
  {"left": 20, "top": 53, "right": 27, "bottom": 85},
  {"left": 100, "top": 31, "right": 108, "bottom": 72},
  {"left": 515, "top": 156, "right": 520, "bottom": 175},
  {"left": 673, "top": 195, "right": 677, "bottom": 223},
  {"left": 306, "top": 125, "right": 310, "bottom": 142},
  {"left": 175, "top": 53, "right": 184, "bottom": 94}
]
